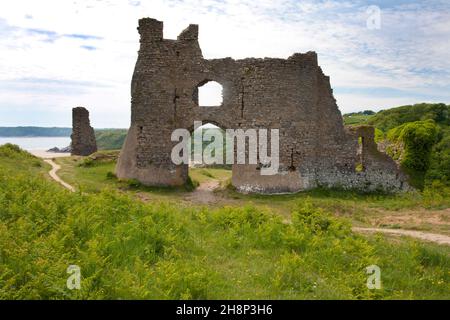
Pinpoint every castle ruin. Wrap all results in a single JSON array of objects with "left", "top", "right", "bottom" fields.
[
  {"left": 116, "top": 18, "right": 409, "bottom": 193},
  {"left": 71, "top": 107, "right": 97, "bottom": 156}
]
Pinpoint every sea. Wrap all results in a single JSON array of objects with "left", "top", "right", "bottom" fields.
[{"left": 0, "top": 137, "right": 71, "bottom": 151}]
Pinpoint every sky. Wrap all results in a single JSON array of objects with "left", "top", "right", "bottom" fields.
[{"left": 0, "top": 0, "right": 449, "bottom": 128}]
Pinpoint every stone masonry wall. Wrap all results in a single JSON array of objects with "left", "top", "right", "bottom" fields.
[
  {"left": 116, "top": 18, "right": 410, "bottom": 193},
  {"left": 71, "top": 107, "right": 97, "bottom": 156}
]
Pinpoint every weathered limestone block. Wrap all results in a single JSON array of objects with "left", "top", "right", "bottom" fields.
[
  {"left": 116, "top": 17, "right": 410, "bottom": 193},
  {"left": 71, "top": 107, "right": 97, "bottom": 156}
]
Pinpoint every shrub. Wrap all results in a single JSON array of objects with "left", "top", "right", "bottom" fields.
[
  {"left": 184, "top": 175, "right": 199, "bottom": 191},
  {"left": 386, "top": 120, "right": 439, "bottom": 188},
  {"left": 387, "top": 120, "right": 439, "bottom": 171},
  {"left": 426, "top": 131, "right": 450, "bottom": 185},
  {"left": 126, "top": 178, "right": 142, "bottom": 188},
  {"left": 374, "top": 128, "right": 384, "bottom": 143},
  {"left": 78, "top": 157, "right": 95, "bottom": 167},
  {"left": 106, "top": 171, "right": 117, "bottom": 180}
]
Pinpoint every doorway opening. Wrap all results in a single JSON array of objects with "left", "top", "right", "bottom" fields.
[{"left": 188, "top": 122, "right": 232, "bottom": 190}]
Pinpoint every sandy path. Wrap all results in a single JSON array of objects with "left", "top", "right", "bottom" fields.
[
  {"left": 43, "top": 159, "right": 75, "bottom": 192},
  {"left": 30, "top": 150, "right": 71, "bottom": 159},
  {"left": 353, "top": 227, "right": 450, "bottom": 246},
  {"left": 185, "top": 180, "right": 220, "bottom": 204}
]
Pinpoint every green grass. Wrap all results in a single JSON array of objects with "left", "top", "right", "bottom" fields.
[
  {"left": 1, "top": 144, "right": 449, "bottom": 299},
  {"left": 56, "top": 155, "right": 118, "bottom": 193},
  {"left": 55, "top": 154, "right": 201, "bottom": 200},
  {"left": 56, "top": 150, "right": 232, "bottom": 190},
  {"left": 56, "top": 154, "right": 450, "bottom": 229},
  {"left": 0, "top": 143, "right": 51, "bottom": 177},
  {"left": 189, "top": 167, "right": 231, "bottom": 184},
  {"left": 343, "top": 114, "right": 374, "bottom": 126}
]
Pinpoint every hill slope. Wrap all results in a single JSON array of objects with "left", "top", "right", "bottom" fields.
[
  {"left": 0, "top": 126, "right": 71, "bottom": 137},
  {"left": 368, "top": 103, "right": 449, "bottom": 132},
  {"left": 1, "top": 143, "right": 449, "bottom": 299},
  {"left": 95, "top": 129, "right": 127, "bottom": 150}
]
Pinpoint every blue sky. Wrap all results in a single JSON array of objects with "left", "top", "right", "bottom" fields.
[{"left": 0, "top": 0, "right": 449, "bottom": 127}]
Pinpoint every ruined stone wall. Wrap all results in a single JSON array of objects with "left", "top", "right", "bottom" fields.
[
  {"left": 116, "top": 18, "right": 410, "bottom": 193},
  {"left": 313, "top": 126, "right": 410, "bottom": 192},
  {"left": 71, "top": 107, "right": 97, "bottom": 156}
]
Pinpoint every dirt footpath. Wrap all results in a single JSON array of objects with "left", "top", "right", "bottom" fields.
[
  {"left": 44, "top": 159, "right": 75, "bottom": 192},
  {"left": 184, "top": 180, "right": 220, "bottom": 204},
  {"left": 353, "top": 227, "right": 450, "bottom": 246}
]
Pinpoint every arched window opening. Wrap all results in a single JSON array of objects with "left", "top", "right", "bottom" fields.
[{"left": 195, "top": 81, "right": 223, "bottom": 107}]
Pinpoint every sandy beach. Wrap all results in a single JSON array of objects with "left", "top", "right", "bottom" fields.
[{"left": 29, "top": 149, "right": 71, "bottom": 159}]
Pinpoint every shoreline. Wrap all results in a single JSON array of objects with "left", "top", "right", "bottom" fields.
[{"left": 29, "top": 149, "right": 71, "bottom": 159}]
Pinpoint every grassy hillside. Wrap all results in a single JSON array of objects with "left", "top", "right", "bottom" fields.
[
  {"left": 343, "top": 111, "right": 375, "bottom": 125},
  {"left": 0, "top": 127, "right": 71, "bottom": 137},
  {"left": 95, "top": 129, "right": 127, "bottom": 150},
  {"left": 368, "top": 103, "right": 449, "bottom": 132},
  {"left": 343, "top": 104, "right": 449, "bottom": 129},
  {"left": 1, "top": 144, "right": 449, "bottom": 299}
]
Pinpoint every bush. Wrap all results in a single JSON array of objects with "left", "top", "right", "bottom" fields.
[
  {"left": 78, "top": 157, "right": 95, "bottom": 167},
  {"left": 426, "top": 130, "right": 450, "bottom": 185},
  {"left": 385, "top": 120, "right": 439, "bottom": 188},
  {"left": 374, "top": 128, "right": 384, "bottom": 143},
  {"left": 184, "top": 175, "right": 199, "bottom": 191},
  {"left": 106, "top": 171, "right": 117, "bottom": 180}
]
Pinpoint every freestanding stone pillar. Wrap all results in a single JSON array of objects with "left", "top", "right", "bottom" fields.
[{"left": 71, "top": 106, "right": 97, "bottom": 156}]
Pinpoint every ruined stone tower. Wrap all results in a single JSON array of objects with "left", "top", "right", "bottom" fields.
[
  {"left": 71, "top": 107, "right": 97, "bottom": 156},
  {"left": 116, "top": 18, "right": 409, "bottom": 193}
]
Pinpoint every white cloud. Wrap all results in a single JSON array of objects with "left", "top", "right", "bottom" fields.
[
  {"left": 0, "top": 0, "right": 449, "bottom": 127},
  {"left": 199, "top": 81, "right": 223, "bottom": 106}
]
